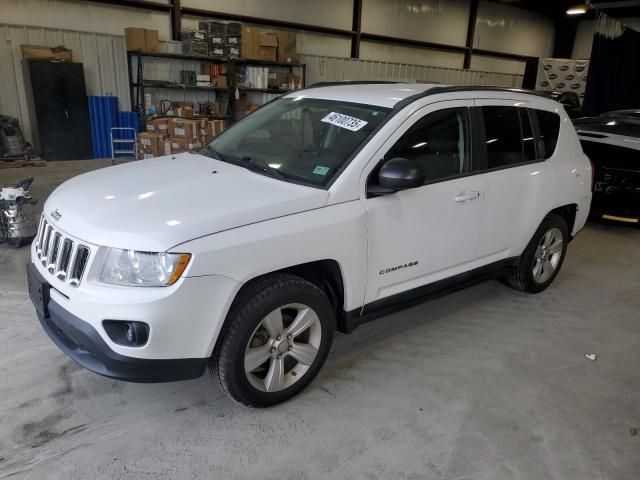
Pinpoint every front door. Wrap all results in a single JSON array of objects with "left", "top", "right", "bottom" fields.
[{"left": 362, "top": 100, "right": 485, "bottom": 306}]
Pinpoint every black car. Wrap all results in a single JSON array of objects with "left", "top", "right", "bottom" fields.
[{"left": 574, "top": 110, "right": 640, "bottom": 224}]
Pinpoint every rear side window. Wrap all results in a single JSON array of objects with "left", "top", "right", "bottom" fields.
[
  {"left": 534, "top": 109, "right": 561, "bottom": 159},
  {"left": 482, "top": 106, "right": 531, "bottom": 168}
]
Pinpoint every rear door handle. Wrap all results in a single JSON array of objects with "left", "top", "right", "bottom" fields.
[{"left": 454, "top": 190, "right": 480, "bottom": 202}]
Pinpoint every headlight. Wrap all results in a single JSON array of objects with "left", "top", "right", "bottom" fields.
[{"left": 98, "top": 248, "right": 191, "bottom": 287}]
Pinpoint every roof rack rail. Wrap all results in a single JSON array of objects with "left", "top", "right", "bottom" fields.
[{"left": 307, "top": 80, "right": 404, "bottom": 88}]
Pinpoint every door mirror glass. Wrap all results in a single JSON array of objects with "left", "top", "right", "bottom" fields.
[{"left": 378, "top": 157, "right": 426, "bottom": 191}]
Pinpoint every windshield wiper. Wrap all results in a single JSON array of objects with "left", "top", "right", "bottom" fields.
[
  {"left": 241, "top": 156, "right": 288, "bottom": 181},
  {"left": 201, "top": 144, "right": 223, "bottom": 161}
]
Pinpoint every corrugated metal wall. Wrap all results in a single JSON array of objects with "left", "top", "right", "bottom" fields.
[
  {"left": 300, "top": 54, "right": 523, "bottom": 87},
  {"left": 0, "top": 23, "right": 130, "bottom": 144},
  {"left": 1, "top": 23, "right": 522, "bottom": 145}
]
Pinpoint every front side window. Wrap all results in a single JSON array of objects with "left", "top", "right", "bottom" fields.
[
  {"left": 382, "top": 107, "right": 470, "bottom": 184},
  {"left": 482, "top": 106, "right": 535, "bottom": 169},
  {"left": 201, "top": 97, "right": 390, "bottom": 187}
]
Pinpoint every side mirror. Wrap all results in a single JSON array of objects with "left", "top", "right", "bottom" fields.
[{"left": 371, "top": 158, "right": 425, "bottom": 195}]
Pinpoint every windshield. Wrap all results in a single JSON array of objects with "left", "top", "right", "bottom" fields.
[{"left": 201, "top": 97, "right": 390, "bottom": 187}]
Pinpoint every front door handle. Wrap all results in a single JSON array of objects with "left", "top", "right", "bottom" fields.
[{"left": 454, "top": 190, "right": 480, "bottom": 202}]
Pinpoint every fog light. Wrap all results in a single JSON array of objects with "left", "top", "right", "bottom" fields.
[
  {"left": 103, "top": 320, "right": 149, "bottom": 347},
  {"left": 125, "top": 323, "right": 134, "bottom": 343}
]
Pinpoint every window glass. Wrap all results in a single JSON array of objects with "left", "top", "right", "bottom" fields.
[
  {"left": 383, "top": 108, "right": 470, "bottom": 183},
  {"left": 482, "top": 106, "right": 524, "bottom": 168},
  {"left": 535, "top": 109, "right": 561, "bottom": 159},
  {"left": 520, "top": 109, "right": 536, "bottom": 161},
  {"left": 202, "top": 98, "right": 390, "bottom": 188}
]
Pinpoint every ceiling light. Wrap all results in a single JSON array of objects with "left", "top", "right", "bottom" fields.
[{"left": 566, "top": 5, "right": 587, "bottom": 15}]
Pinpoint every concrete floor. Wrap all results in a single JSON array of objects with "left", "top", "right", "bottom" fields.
[{"left": 1, "top": 161, "right": 639, "bottom": 480}]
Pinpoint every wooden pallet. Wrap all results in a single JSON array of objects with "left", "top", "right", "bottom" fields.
[{"left": 0, "top": 158, "right": 46, "bottom": 169}]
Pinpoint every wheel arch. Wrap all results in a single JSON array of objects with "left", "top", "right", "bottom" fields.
[
  {"left": 225, "top": 259, "right": 348, "bottom": 333},
  {"left": 550, "top": 203, "right": 578, "bottom": 239}
]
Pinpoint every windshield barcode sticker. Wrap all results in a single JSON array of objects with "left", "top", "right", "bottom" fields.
[{"left": 321, "top": 112, "right": 368, "bottom": 131}]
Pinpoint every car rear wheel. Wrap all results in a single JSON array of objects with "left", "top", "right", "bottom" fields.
[
  {"left": 505, "top": 213, "right": 568, "bottom": 293},
  {"left": 210, "top": 273, "right": 335, "bottom": 407}
]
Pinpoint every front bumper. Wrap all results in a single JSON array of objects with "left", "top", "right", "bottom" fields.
[{"left": 28, "top": 262, "right": 208, "bottom": 382}]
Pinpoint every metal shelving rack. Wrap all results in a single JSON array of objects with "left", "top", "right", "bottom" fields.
[{"left": 126, "top": 50, "right": 306, "bottom": 124}]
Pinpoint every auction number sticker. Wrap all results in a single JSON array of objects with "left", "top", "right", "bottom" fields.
[{"left": 321, "top": 112, "right": 368, "bottom": 131}]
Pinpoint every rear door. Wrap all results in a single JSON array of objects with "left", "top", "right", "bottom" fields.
[{"left": 473, "top": 100, "right": 555, "bottom": 261}]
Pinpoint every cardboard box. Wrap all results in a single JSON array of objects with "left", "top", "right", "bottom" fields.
[
  {"left": 21, "top": 45, "right": 72, "bottom": 61},
  {"left": 181, "top": 107, "right": 195, "bottom": 119},
  {"left": 145, "top": 29, "right": 159, "bottom": 52},
  {"left": 241, "top": 26, "right": 259, "bottom": 60},
  {"left": 210, "top": 119, "right": 226, "bottom": 136},
  {"left": 276, "top": 32, "right": 298, "bottom": 63},
  {"left": 159, "top": 140, "right": 172, "bottom": 156},
  {"left": 258, "top": 33, "right": 278, "bottom": 62},
  {"left": 171, "top": 137, "right": 202, "bottom": 154},
  {"left": 138, "top": 132, "right": 162, "bottom": 157},
  {"left": 146, "top": 118, "right": 169, "bottom": 137},
  {"left": 169, "top": 119, "right": 198, "bottom": 139},
  {"left": 125, "top": 28, "right": 159, "bottom": 52},
  {"left": 173, "top": 101, "right": 193, "bottom": 109},
  {"left": 125, "top": 28, "right": 146, "bottom": 51}
]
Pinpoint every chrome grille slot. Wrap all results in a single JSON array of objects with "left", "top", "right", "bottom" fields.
[
  {"left": 33, "top": 214, "right": 91, "bottom": 287},
  {"left": 41, "top": 225, "right": 53, "bottom": 263},
  {"left": 36, "top": 217, "right": 47, "bottom": 252},
  {"left": 57, "top": 239, "right": 74, "bottom": 279},
  {"left": 69, "top": 246, "right": 90, "bottom": 287},
  {"left": 48, "top": 233, "right": 62, "bottom": 272}
]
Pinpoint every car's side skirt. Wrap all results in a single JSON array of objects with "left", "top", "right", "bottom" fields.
[{"left": 338, "top": 257, "right": 519, "bottom": 333}]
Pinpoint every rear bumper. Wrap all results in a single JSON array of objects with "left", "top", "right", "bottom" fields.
[
  {"left": 591, "top": 189, "right": 640, "bottom": 221},
  {"left": 28, "top": 263, "right": 208, "bottom": 383}
]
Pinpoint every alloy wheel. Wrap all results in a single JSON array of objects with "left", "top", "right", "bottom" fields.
[
  {"left": 244, "top": 303, "right": 322, "bottom": 392},
  {"left": 532, "top": 227, "right": 563, "bottom": 283}
]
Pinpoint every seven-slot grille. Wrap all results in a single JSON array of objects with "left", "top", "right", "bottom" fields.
[{"left": 34, "top": 215, "right": 91, "bottom": 287}]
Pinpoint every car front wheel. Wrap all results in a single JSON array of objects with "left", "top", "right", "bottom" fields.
[{"left": 211, "top": 273, "right": 335, "bottom": 407}]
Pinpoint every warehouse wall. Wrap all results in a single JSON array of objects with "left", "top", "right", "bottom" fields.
[
  {"left": 0, "top": 0, "right": 171, "bottom": 37},
  {"left": 0, "top": 0, "right": 556, "bottom": 69},
  {"left": 0, "top": 23, "right": 131, "bottom": 146},
  {"left": 0, "top": 0, "right": 552, "bottom": 147}
]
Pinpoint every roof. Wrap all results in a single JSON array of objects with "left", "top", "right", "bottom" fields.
[
  {"left": 283, "top": 82, "right": 550, "bottom": 109},
  {"left": 283, "top": 83, "right": 440, "bottom": 108}
]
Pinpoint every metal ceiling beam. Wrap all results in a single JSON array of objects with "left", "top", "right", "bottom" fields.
[
  {"left": 181, "top": 6, "right": 355, "bottom": 38},
  {"left": 170, "top": 0, "right": 181, "bottom": 41},
  {"left": 351, "top": 0, "right": 363, "bottom": 58},
  {"left": 463, "top": 0, "right": 480, "bottom": 69},
  {"left": 85, "top": 0, "right": 171, "bottom": 13}
]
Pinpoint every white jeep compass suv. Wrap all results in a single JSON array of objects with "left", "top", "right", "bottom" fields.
[{"left": 27, "top": 83, "right": 593, "bottom": 407}]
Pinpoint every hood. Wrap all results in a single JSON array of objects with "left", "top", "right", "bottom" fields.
[{"left": 44, "top": 153, "right": 329, "bottom": 251}]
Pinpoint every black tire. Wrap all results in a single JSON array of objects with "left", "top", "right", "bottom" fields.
[
  {"left": 504, "top": 213, "right": 569, "bottom": 293},
  {"left": 210, "top": 273, "right": 335, "bottom": 407}
]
